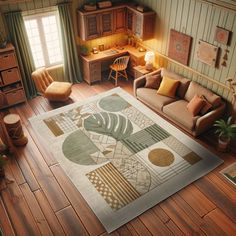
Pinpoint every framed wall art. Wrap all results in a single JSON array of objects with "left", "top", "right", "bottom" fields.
[
  {"left": 168, "top": 29, "right": 192, "bottom": 66},
  {"left": 196, "top": 40, "right": 219, "bottom": 67},
  {"left": 214, "top": 26, "right": 230, "bottom": 45}
]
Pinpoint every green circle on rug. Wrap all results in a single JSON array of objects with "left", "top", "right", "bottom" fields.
[
  {"left": 148, "top": 148, "right": 174, "bottom": 167},
  {"left": 99, "top": 95, "right": 129, "bottom": 112}
]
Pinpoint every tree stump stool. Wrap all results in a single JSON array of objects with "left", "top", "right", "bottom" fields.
[{"left": 3, "top": 114, "right": 28, "bottom": 146}]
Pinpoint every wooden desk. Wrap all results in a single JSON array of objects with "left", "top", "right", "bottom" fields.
[
  {"left": 133, "top": 65, "right": 157, "bottom": 79},
  {"left": 80, "top": 45, "right": 146, "bottom": 85}
]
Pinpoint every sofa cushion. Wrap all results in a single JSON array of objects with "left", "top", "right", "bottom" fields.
[
  {"left": 137, "top": 88, "right": 178, "bottom": 111},
  {"left": 200, "top": 95, "right": 213, "bottom": 115},
  {"left": 187, "top": 95, "right": 205, "bottom": 116},
  {"left": 184, "top": 81, "right": 221, "bottom": 108},
  {"left": 161, "top": 68, "right": 190, "bottom": 98},
  {"left": 145, "top": 74, "right": 162, "bottom": 89},
  {"left": 157, "top": 76, "right": 179, "bottom": 98},
  {"left": 163, "top": 100, "right": 200, "bottom": 130}
]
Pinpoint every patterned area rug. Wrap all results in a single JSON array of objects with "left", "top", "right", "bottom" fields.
[{"left": 30, "top": 88, "right": 223, "bottom": 232}]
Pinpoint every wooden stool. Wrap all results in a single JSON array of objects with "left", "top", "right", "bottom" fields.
[{"left": 3, "top": 114, "right": 28, "bottom": 146}]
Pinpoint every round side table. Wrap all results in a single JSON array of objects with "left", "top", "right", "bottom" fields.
[{"left": 3, "top": 114, "right": 28, "bottom": 146}]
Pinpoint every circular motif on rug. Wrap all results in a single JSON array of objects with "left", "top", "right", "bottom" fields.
[
  {"left": 99, "top": 95, "right": 129, "bottom": 112},
  {"left": 148, "top": 148, "right": 174, "bottom": 167}
]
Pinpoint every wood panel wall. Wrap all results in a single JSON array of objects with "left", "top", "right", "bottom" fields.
[
  {"left": 0, "top": 0, "right": 236, "bottom": 101},
  {"left": 136, "top": 0, "right": 236, "bottom": 101}
]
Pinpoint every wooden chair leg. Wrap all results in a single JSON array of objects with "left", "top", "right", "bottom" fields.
[
  {"left": 124, "top": 70, "right": 128, "bottom": 81},
  {"left": 108, "top": 69, "right": 113, "bottom": 80},
  {"left": 115, "top": 70, "right": 118, "bottom": 86}
]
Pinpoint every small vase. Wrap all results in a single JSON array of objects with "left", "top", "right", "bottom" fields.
[{"left": 218, "top": 136, "right": 230, "bottom": 152}]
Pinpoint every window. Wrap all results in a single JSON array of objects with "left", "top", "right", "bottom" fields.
[{"left": 24, "top": 12, "right": 63, "bottom": 68}]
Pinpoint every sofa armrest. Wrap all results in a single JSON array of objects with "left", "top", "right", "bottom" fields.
[
  {"left": 133, "top": 68, "right": 162, "bottom": 97},
  {"left": 195, "top": 102, "right": 226, "bottom": 136}
]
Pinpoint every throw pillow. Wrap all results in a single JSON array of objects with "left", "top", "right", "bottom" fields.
[
  {"left": 157, "top": 76, "right": 179, "bottom": 98},
  {"left": 187, "top": 94, "right": 206, "bottom": 116},
  {"left": 200, "top": 95, "right": 212, "bottom": 115},
  {"left": 145, "top": 74, "right": 162, "bottom": 89}
]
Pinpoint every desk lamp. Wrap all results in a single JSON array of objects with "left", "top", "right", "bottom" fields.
[{"left": 144, "top": 51, "right": 155, "bottom": 70}]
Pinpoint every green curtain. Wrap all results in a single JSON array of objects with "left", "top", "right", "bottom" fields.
[
  {"left": 58, "top": 3, "right": 82, "bottom": 83},
  {"left": 5, "top": 11, "right": 37, "bottom": 99}
]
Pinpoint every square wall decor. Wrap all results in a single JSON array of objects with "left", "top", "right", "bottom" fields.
[
  {"left": 215, "top": 26, "right": 230, "bottom": 45},
  {"left": 196, "top": 40, "right": 219, "bottom": 67},
  {"left": 168, "top": 29, "right": 192, "bottom": 66}
]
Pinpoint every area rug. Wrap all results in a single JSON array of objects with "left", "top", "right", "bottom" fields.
[
  {"left": 220, "top": 162, "right": 236, "bottom": 186},
  {"left": 29, "top": 87, "right": 223, "bottom": 232}
]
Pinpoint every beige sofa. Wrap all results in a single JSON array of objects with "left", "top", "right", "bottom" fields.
[{"left": 134, "top": 68, "right": 226, "bottom": 136}]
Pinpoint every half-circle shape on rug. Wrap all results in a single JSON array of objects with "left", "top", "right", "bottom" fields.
[
  {"left": 99, "top": 95, "right": 129, "bottom": 112},
  {"left": 62, "top": 129, "right": 100, "bottom": 165}
]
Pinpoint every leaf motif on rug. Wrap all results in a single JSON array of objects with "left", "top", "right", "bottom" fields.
[{"left": 84, "top": 112, "right": 133, "bottom": 141}]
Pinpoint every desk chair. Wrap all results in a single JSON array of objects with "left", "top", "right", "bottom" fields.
[
  {"left": 108, "top": 56, "right": 130, "bottom": 86},
  {"left": 32, "top": 68, "right": 72, "bottom": 102}
]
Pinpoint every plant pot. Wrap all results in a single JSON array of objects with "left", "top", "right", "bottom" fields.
[
  {"left": 218, "top": 136, "right": 230, "bottom": 152},
  {"left": 0, "top": 40, "right": 7, "bottom": 49}
]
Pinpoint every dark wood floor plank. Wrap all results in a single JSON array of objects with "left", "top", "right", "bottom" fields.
[
  {"left": 172, "top": 194, "right": 226, "bottom": 236},
  {"left": 139, "top": 210, "right": 173, "bottom": 235},
  {"left": 129, "top": 218, "right": 152, "bottom": 236},
  {"left": 50, "top": 164, "right": 105, "bottom": 236},
  {"left": 203, "top": 208, "right": 236, "bottom": 235},
  {"left": 0, "top": 197, "right": 15, "bottom": 236},
  {"left": 195, "top": 177, "right": 236, "bottom": 221},
  {"left": 152, "top": 205, "right": 170, "bottom": 223},
  {"left": 165, "top": 220, "right": 184, "bottom": 236},
  {"left": 1, "top": 171, "right": 40, "bottom": 236},
  {"left": 160, "top": 197, "right": 203, "bottom": 235},
  {"left": 116, "top": 225, "right": 135, "bottom": 236},
  {"left": 56, "top": 206, "right": 89, "bottom": 236},
  {"left": 178, "top": 184, "right": 216, "bottom": 217},
  {"left": 20, "top": 183, "right": 53, "bottom": 236},
  {"left": 16, "top": 129, "right": 70, "bottom": 212},
  {"left": 34, "top": 189, "right": 66, "bottom": 236}
]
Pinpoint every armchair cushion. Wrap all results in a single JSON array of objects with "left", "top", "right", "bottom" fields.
[
  {"left": 144, "top": 74, "right": 162, "bottom": 89},
  {"left": 187, "top": 95, "right": 205, "bottom": 116}
]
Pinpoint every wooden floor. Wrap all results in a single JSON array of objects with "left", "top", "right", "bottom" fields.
[{"left": 0, "top": 80, "right": 236, "bottom": 236}]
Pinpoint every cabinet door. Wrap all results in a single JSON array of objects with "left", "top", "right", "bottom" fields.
[
  {"left": 126, "top": 9, "right": 134, "bottom": 34},
  {"left": 133, "top": 13, "right": 143, "bottom": 38},
  {"left": 100, "top": 11, "right": 113, "bottom": 36},
  {"left": 114, "top": 8, "right": 126, "bottom": 33},
  {"left": 85, "top": 14, "right": 100, "bottom": 40}
]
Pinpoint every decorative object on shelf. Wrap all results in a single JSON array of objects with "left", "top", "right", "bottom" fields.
[
  {"left": 221, "top": 49, "right": 229, "bottom": 67},
  {"left": 144, "top": 51, "right": 155, "bottom": 70},
  {"left": 80, "top": 44, "right": 90, "bottom": 56},
  {"left": 3, "top": 114, "right": 28, "bottom": 146},
  {"left": 97, "top": 1, "right": 112, "bottom": 9},
  {"left": 196, "top": 40, "right": 219, "bottom": 67},
  {"left": 0, "top": 31, "right": 7, "bottom": 49},
  {"left": 99, "top": 44, "right": 104, "bottom": 51},
  {"left": 83, "top": 0, "right": 97, "bottom": 11},
  {"left": 136, "top": 5, "right": 148, "bottom": 12},
  {"left": 168, "top": 29, "right": 192, "bottom": 66},
  {"left": 139, "top": 47, "right": 146, "bottom": 52},
  {"left": 226, "top": 77, "right": 236, "bottom": 122},
  {"left": 214, "top": 26, "right": 231, "bottom": 45},
  {"left": 92, "top": 47, "right": 99, "bottom": 54},
  {"left": 214, "top": 116, "right": 236, "bottom": 152}
]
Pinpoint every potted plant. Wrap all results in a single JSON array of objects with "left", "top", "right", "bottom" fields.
[
  {"left": 214, "top": 116, "right": 236, "bottom": 151},
  {"left": 0, "top": 31, "right": 7, "bottom": 49},
  {"left": 80, "top": 44, "right": 90, "bottom": 56}
]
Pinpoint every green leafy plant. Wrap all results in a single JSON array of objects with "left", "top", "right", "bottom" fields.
[
  {"left": 0, "top": 31, "right": 7, "bottom": 48},
  {"left": 214, "top": 116, "right": 236, "bottom": 140},
  {"left": 79, "top": 44, "right": 90, "bottom": 56}
]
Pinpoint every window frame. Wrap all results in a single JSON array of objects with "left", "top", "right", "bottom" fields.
[{"left": 24, "top": 11, "right": 63, "bottom": 69}]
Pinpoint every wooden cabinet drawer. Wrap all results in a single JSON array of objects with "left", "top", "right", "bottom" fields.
[
  {"left": 1, "top": 68, "right": 21, "bottom": 85},
  {"left": 5, "top": 89, "right": 25, "bottom": 105},
  {"left": 0, "top": 52, "right": 17, "bottom": 70},
  {"left": 0, "top": 92, "right": 7, "bottom": 107}
]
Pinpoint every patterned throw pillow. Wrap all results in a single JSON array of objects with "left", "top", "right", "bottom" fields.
[
  {"left": 187, "top": 94, "right": 206, "bottom": 116},
  {"left": 157, "top": 76, "right": 179, "bottom": 98},
  {"left": 144, "top": 74, "right": 162, "bottom": 89}
]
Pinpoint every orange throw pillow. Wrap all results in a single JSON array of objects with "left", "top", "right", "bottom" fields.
[
  {"left": 187, "top": 95, "right": 205, "bottom": 116},
  {"left": 157, "top": 76, "right": 179, "bottom": 98}
]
